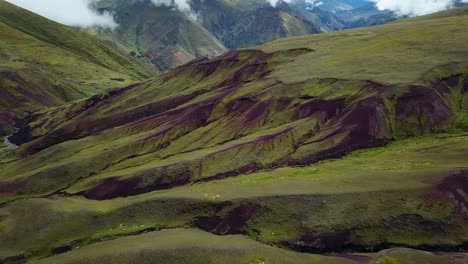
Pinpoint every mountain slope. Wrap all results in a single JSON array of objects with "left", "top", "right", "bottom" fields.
[
  {"left": 90, "top": 0, "right": 406, "bottom": 70},
  {"left": 29, "top": 229, "right": 468, "bottom": 264},
  {"left": 0, "top": 0, "right": 154, "bottom": 133},
  {"left": 92, "top": 0, "right": 227, "bottom": 71},
  {"left": 1, "top": 7, "right": 467, "bottom": 262},
  {"left": 192, "top": 0, "right": 321, "bottom": 49},
  {"left": 93, "top": 0, "right": 323, "bottom": 69}
]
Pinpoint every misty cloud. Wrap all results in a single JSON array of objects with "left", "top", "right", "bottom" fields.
[
  {"left": 4, "top": 0, "right": 117, "bottom": 28},
  {"left": 150, "top": 0, "right": 190, "bottom": 10},
  {"left": 4, "top": 0, "right": 468, "bottom": 29},
  {"left": 370, "top": 0, "right": 468, "bottom": 16}
]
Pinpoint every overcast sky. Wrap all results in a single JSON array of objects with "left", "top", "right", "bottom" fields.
[{"left": 4, "top": 0, "right": 468, "bottom": 28}]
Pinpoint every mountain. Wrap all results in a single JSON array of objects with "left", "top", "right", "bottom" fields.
[
  {"left": 1, "top": 6, "right": 467, "bottom": 263},
  {"left": 89, "top": 0, "right": 408, "bottom": 71},
  {"left": 92, "top": 0, "right": 227, "bottom": 71},
  {"left": 192, "top": 0, "right": 321, "bottom": 49},
  {"left": 291, "top": 0, "right": 397, "bottom": 29},
  {"left": 336, "top": 2, "right": 397, "bottom": 28},
  {"left": 0, "top": 0, "right": 154, "bottom": 135},
  {"left": 91, "top": 0, "right": 321, "bottom": 70}
]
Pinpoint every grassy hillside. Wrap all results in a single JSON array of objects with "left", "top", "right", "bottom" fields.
[
  {"left": 0, "top": 5, "right": 467, "bottom": 264},
  {"left": 0, "top": 0, "right": 155, "bottom": 133},
  {"left": 1, "top": 134, "right": 467, "bottom": 262},
  {"left": 29, "top": 229, "right": 468, "bottom": 264}
]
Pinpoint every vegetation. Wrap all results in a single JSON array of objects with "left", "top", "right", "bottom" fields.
[
  {"left": 91, "top": 0, "right": 227, "bottom": 71},
  {"left": 28, "top": 229, "right": 466, "bottom": 264},
  {"left": 1, "top": 134, "right": 467, "bottom": 262},
  {"left": 0, "top": 0, "right": 155, "bottom": 133},
  {"left": 0, "top": 4, "right": 468, "bottom": 264},
  {"left": 90, "top": 0, "right": 397, "bottom": 70}
]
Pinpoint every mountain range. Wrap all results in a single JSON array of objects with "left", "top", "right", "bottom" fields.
[
  {"left": 89, "top": 0, "right": 398, "bottom": 71},
  {"left": 0, "top": 0, "right": 467, "bottom": 262}
]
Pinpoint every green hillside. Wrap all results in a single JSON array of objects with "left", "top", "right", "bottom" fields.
[
  {"left": 29, "top": 229, "right": 468, "bottom": 264},
  {"left": 0, "top": 0, "right": 155, "bottom": 133},
  {"left": 0, "top": 5, "right": 468, "bottom": 264}
]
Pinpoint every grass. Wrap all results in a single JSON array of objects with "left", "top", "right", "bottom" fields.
[
  {"left": 1, "top": 7, "right": 467, "bottom": 204},
  {"left": 254, "top": 7, "right": 468, "bottom": 85},
  {"left": 149, "top": 133, "right": 468, "bottom": 200},
  {"left": 0, "top": 0, "right": 154, "bottom": 125},
  {"left": 0, "top": 134, "right": 467, "bottom": 260},
  {"left": 29, "top": 229, "right": 349, "bottom": 264},
  {"left": 28, "top": 229, "right": 467, "bottom": 264},
  {"left": 0, "top": 6, "right": 468, "bottom": 263}
]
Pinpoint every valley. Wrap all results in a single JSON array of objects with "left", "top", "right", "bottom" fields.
[{"left": 0, "top": 1, "right": 467, "bottom": 264}]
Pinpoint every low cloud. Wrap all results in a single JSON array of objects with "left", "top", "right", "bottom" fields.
[
  {"left": 4, "top": 0, "right": 468, "bottom": 29},
  {"left": 370, "top": 0, "right": 468, "bottom": 16},
  {"left": 150, "top": 0, "right": 191, "bottom": 10},
  {"left": 4, "top": 0, "right": 117, "bottom": 28}
]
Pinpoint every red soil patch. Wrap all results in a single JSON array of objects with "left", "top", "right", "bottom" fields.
[
  {"left": 396, "top": 85, "right": 454, "bottom": 135},
  {"left": 436, "top": 170, "right": 468, "bottom": 214},
  {"left": 194, "top": 203, "right": 261, "bottom": 235},
  {"left": 84, "top": 172, "right": 193, "bottom": 200}
]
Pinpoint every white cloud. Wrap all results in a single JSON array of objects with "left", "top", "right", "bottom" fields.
[
  {"left": 4, "top": 0, "right": 117, "bottom": 28},
  {"left": 370, "top": 0, "right": 468, "bottom": 16},
  {"left": 150, "top": 0, "right": 191, "bottom": 10},
  {"left": 4, "top": 0, "right": 468, "bottom": 29}
]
